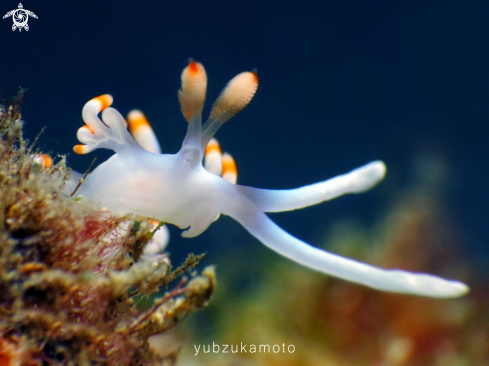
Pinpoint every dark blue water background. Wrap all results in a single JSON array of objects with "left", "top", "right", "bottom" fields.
[{"left": 1, "top": 1, "right": 488, "bottom": 270}]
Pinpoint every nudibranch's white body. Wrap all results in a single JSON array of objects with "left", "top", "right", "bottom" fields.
[
  {"left": 78, "top": 150, "right": 224, "bottom": 237},
  {"left": 70, "top": 61, "right": 468, "bottom": 298}
]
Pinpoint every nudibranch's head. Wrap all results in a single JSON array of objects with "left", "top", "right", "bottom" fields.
[
  {"left": 73, "top": 60, "right": 258, "bottom": 164},
  {"left": 178, "top": 59, "right": 259, "bottom": 127}
]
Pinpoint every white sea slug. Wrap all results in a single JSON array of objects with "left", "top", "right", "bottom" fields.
[{"left": 69, "top": 60, "right": 468, "bottom": 298}]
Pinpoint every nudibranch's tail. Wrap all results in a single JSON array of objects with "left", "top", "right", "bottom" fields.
[
  {"left": 236, "top": 161, "right": 386, "bottom": 212},
  {"left": 179, "top": 60, "right": 207, "bottom": 152},
  {"left": 204, "top": 138, "right": 238, "bottom": 184},
  {"left": 74, "top": 95, "right": 140, "bottom": 155},
  {"left": 220, "top": 187, "right": 469, "bottom": 298},
  {"left": 201, "top": 71, "right": 258, "bottom": 149},
  {"left": 127, "top": 110, "right": 161, "bottom": 154}
]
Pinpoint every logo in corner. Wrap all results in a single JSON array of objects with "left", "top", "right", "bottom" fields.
[{"left": 3, "top": 3, "right": 37, "bottom": 32}]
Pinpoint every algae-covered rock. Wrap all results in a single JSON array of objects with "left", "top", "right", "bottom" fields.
[{"left": 0, "top": 91, "right": 215, "bottom": 366}]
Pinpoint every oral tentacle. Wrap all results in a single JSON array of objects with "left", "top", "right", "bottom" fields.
[
  {"left": 236, "top": 161, "right": 386, "bottom": 212},
  {"left": 220, "top": 186, "right": 468, "bottom": 298}
]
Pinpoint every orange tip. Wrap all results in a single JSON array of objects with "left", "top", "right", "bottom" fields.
[
  {"left": 33, "top": 153, "right": 53, "bottom": 168},
  {"left": 127, "top": 110, "right": 150, "bottom": 134},
  {"left": 80, "top": 124, "right": 94, "bottom": 134},
  {"left": 221, "top": 152, "right": 237, "bottom": 184},
  {"left": 89, "top": 94, "right": 113, "bottom": 111},
  {"left": 127, "top": 109, "right": 161, "bottom": 154},
  {"left": 204, "top": 138, "right": 222, "bottom": 176},
  {"left": 73, "top": 144, "right": 89, "bottom": 155},
  {"left": 189, "top": 60, "right": 199, "bottom": 74},
  {"left": 205, "top": 137, "right": 222, "bottom": 156}
]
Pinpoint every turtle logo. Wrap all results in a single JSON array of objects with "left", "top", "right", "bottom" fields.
[{"left": 3, "top": 3, "right": 38, "bottom": 32}]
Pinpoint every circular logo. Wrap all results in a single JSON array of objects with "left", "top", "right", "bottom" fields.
[{"left": 12, "top": 9, "right": 28, "bottom": 28}]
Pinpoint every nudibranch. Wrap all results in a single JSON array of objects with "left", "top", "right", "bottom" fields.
[{"left": 69, "top": 60, "right": 468, "bottom": 298}]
